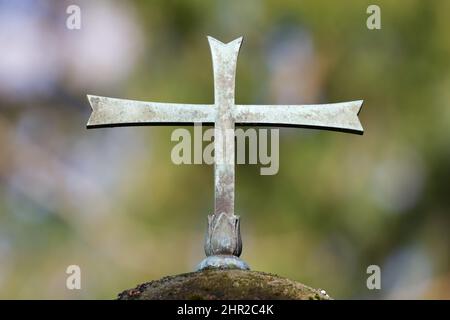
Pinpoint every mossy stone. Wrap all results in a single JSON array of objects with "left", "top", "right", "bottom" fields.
[{"left": 118, "top": 269, "right": 331, "bottom": 300}]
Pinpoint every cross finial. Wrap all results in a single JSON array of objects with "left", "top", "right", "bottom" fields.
[{"left": 87, "top": 36, "right": 363, "bottom": 271}]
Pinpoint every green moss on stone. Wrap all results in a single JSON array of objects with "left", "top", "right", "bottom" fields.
[{"left": 118, "top": 269, "right": 331, "bottom": 300}]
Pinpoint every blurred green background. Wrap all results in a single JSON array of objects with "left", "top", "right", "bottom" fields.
[{"left": 0, "top": 0, "right": 449, "bottom": 299}]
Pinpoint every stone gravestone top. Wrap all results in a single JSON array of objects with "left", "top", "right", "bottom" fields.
[{"left": 87, "top": 36, "right": 363, "bottom": 272}]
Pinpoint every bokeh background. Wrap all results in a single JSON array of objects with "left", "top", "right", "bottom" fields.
[{"left": 0, "top": 0, "right": 449, "bottom": 299}]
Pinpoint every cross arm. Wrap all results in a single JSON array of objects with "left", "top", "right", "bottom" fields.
[
  {"left": 86, "top": 95, "right": 215, "bottom": 128},
  {"left": 234, "top": 100, "right": 364, "bottom": 134}
]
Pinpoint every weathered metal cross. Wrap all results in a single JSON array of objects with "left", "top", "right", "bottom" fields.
[{"left": 87, "top": 36, "right": 363, "bottom": 270}]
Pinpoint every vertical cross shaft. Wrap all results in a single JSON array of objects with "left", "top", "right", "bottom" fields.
[
  {"left": 209, "top": 36, "right": 241, "bottom": 216},
  {"left": 199, "top": 37, "right": 249, "bottom": 270}
]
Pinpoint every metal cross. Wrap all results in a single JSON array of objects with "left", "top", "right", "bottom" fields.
[{"left": 87, "top": 36, "right": 363, "bottom": 270}]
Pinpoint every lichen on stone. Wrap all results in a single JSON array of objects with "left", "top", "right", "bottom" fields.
[{"left": 118, "top": 269, "right": 331, "bottom": 300}]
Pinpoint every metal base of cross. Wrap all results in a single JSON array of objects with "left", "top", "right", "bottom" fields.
[
  {"left": 196, "top": 255, "right": 250, "bottom": 271},
  {"left": 199, "top": 212, "right": 249, "bottom": 271}
]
